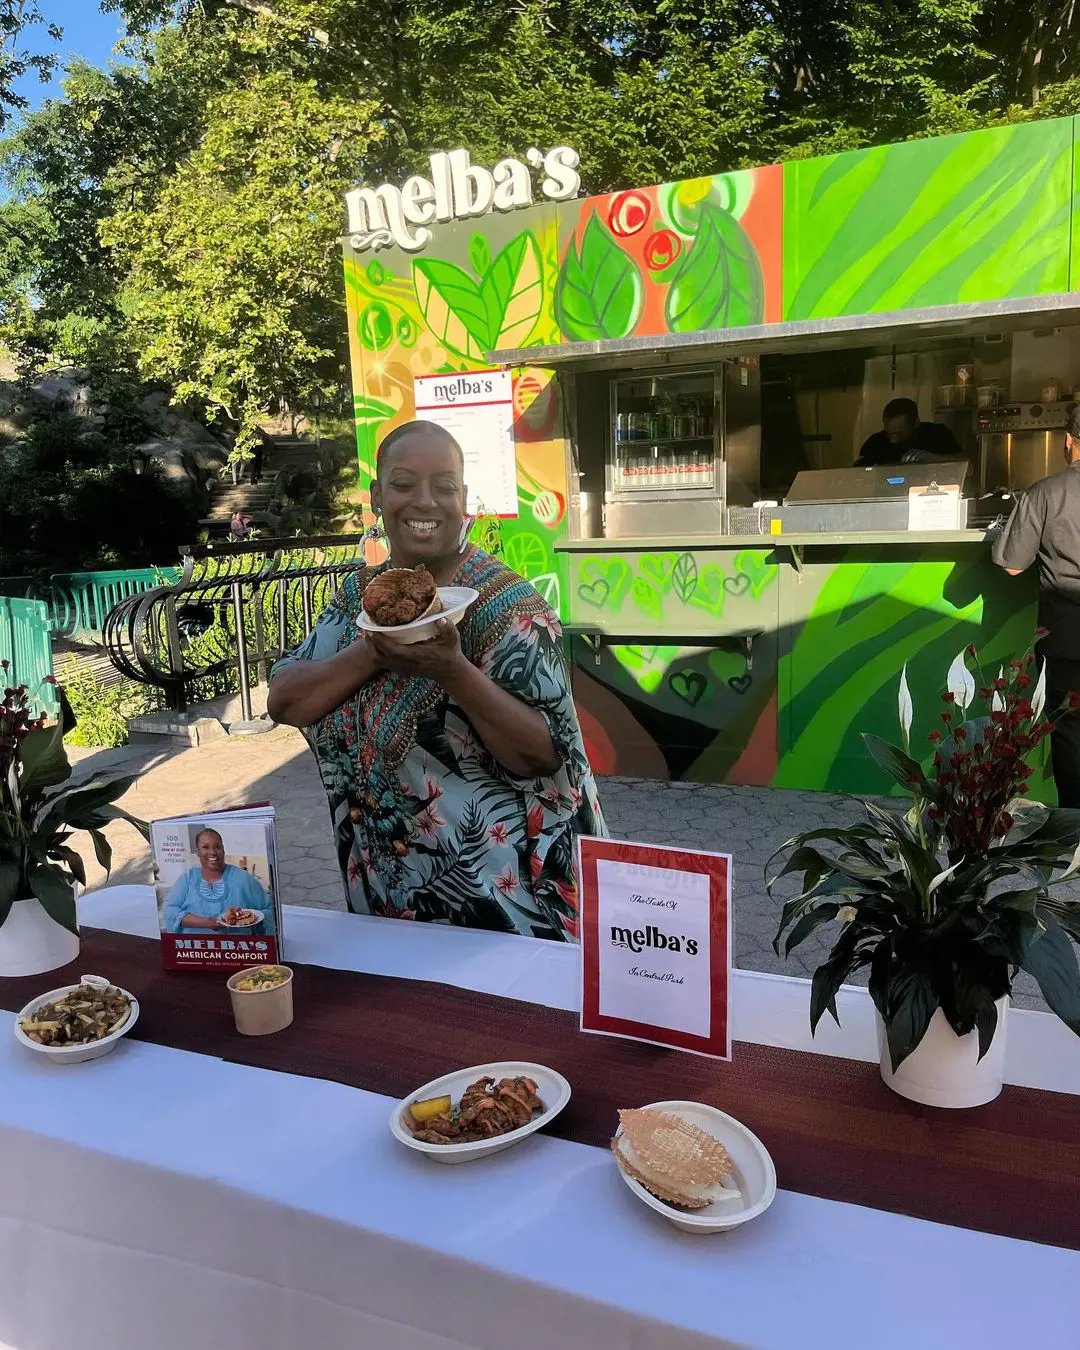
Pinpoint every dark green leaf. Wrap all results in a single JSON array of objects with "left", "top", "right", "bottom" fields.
[
  {"left": 86, "top": 804, "right": 151, "bottom": 841},
  {"left": 974, "top": 999, "right": 1000, "bottom": 1062},
  {"left": 555, "top": 213, "right": 643, "bottom": 341},
  {"left": 34, "top": 774, "right": 136, "bottom": 837},
  {"left": 862, "top": 735, "right": 933, "bottom": 797},
  {"left": 0, "top": 859, "right": 19, "bottom": 931},
  {"left": 27, "top": 861, "right": 79, "bottom": 937},
  {"left": 986, "top": 888, "right": 1039, "bottom": 915},
  {"left": 89, "top": 829, "right": 112, "bottom": 875},
  {"left": 48, "top": 844, "right": 86, "bottom": 888},
  {"left": 868, "top": 937, "right": 892, "bottom": 1019},
  {"left": 664, "top": 203, "right": 764, "bottom": 332},
  {"left": 784, "top": 902, "right": 841, "bottom": 956},
  {"left": 809, "top": 929, "right": 862, "bottom": 1034},
  {"left": 18, "top": 721, "right": 71, "bottom": 792},
  {"left": 1019, "top": 916, "right": 1080, "bottom": 1035},
  {"left": 885, "top": 967, "right": 939, "bottom": 1071}
]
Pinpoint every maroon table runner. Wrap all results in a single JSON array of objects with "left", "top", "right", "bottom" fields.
[{"left": 4, "top": 929, "right": 1080, "bottom": 1250}]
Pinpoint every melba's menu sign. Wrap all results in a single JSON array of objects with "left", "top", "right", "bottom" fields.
[
  {"left": 578, "top": 838, "right": 732, "bottom": 1060},
  {"left": 345, "top": 146, "right": 581, "bottom": 253}
]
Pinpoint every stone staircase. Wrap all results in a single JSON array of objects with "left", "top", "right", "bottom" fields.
[{"left": 203, "top": 436, "right": 326, "bottom": 531}]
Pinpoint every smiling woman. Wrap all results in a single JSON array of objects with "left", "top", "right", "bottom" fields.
[{"left": 267, "top": 421, "right": 606, "bottom": 939}]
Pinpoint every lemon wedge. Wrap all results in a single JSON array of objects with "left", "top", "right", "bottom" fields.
[{"left": 409, "top": 1094, "right": 452, "bottom": 1123}]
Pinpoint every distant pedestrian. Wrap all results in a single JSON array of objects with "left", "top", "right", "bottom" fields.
[{"left": 248, "top": 440, "right": 264, "bottom": 484}]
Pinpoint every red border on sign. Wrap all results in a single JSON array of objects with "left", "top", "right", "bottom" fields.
[{"left": 578, "top": 837, "right": 732, "bottom": 1060}]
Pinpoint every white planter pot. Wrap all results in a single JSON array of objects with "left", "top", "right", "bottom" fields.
[
  {"left": 0, "top": 895, "right": 80, "bottom": 978},
  {"left": 876, "top": 998, "right": 1009, "bottom": 1109}
]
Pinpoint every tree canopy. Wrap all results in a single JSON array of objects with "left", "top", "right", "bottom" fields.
[{"left": 5, "top": 0, "right": 1080, "bottom": 444}]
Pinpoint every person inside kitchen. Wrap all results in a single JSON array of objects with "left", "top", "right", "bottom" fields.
[
  {"left": 992, "top": 403, "right": 1080, "bottom": 808},
  {"left": 855, "top": 397, "right": 964, "bottom": 466}
]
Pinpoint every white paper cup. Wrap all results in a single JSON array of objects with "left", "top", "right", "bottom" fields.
[{"left": 227, "top": 966, "right": 294, "bottom": 1036}]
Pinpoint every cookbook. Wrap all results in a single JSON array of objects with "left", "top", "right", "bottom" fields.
[{"left": 150, "top": 804, "right": 283, "bottom": 970}]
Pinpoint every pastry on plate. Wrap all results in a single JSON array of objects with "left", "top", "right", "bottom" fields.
[{"left": 613, "top": 1107, "right": 735, "bottom": 1210}]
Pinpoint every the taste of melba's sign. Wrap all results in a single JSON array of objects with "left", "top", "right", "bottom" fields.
[{"left": 345, "top": 146, "right": 581, "bottom": 254}]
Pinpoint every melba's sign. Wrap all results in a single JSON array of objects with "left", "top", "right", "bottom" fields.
[{"left": 345, "top": 146, "right": 581, "bottom": 254}]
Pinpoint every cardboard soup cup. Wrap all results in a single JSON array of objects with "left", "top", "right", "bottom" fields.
[{"left": 227, "top": 965, "right": 294, "bottom": 1036}]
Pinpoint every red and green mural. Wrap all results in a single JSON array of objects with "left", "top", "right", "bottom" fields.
[{"left": 342, "top": 117, "right": 1071, "bottom": 797}]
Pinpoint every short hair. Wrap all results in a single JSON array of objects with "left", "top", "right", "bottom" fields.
[
  {"left": 1066, "top": 404, "right": 1080, "bottom": 439},
  {"left": 375, "top": 420, "right": 464, "bottom": 478},
  {"left": 883, "top": 397, "right": 919, "bottom": 424},
  {"left": 194, "top": 827, "right": 223, "bottom": 849}
]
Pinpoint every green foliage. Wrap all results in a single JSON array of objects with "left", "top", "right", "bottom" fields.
[
  {"left": 59, "top": 660, "right": 157, "bottom": 750},
  {"left": 0, "top": 676, "right": 147, "bottom": 933},
  {"left": 0, "top": 1, "right": 62, "bottom": 130},
  {"left": 769, "top": 644, "right": 1080, "bottom": 1068},
  {"left": 0, "top": 411, "right": 199, "bottom": 578},
  {"left": 6, "top": 0, "right": 1080, "bottom": 469}
]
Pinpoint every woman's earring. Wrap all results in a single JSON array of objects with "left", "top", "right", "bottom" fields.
[
  {"left": 364, "top": 510, "right": 386, "bottom": 545},
  {"left": 458, "top": 515, "right": 475, "bottom": 552}
]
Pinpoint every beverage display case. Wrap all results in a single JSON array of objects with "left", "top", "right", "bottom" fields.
[{"left": 604, "top": 368, "right": 726, "bottom": 537}]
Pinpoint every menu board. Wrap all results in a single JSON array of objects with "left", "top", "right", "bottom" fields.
[
  {"left": 578, "top": 837, "right": 732, "bottom": 1060},
  {"left": 413, "top": 369, "right": 519, "bottom": 518}
]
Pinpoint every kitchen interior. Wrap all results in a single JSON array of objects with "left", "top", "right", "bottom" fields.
[{"left": 567, "top": 321, "right": 1080, "bottom": 540}]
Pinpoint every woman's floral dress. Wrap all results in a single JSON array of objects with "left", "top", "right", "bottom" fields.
[{"left": 271, "top": 547, "right": 606, "bottom": 940}]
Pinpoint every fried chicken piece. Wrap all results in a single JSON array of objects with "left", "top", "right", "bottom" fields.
[
  {"left": 362, "top": 567, "right": 437, "bottom": 627},
  {"left": 403, "top": 1076, "right": 543, "bottom": 1145}
]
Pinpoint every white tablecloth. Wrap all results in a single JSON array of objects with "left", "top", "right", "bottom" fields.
[{"left": 1, "top": 887, "right": 1078, "bottom": 1350}]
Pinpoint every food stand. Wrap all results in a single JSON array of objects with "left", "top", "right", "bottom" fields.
[{"left": 343, "top": 120, "right": 1080, "bottom": 798}]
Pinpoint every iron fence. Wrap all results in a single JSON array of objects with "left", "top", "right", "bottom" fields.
[{"left": 102, "top": 535, "right": 370, "bottom": 717}]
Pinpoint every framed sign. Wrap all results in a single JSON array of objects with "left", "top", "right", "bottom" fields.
[
  {"left": 413, "top": 370, "right": 519, "bottom": 518},
  {"left": 578, "top": 837, "right": 732, "bottom": 1060}
]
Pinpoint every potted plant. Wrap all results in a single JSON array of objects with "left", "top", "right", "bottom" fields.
[
  {"left": 1, "top": 669, "right": 147, "bottom": 977},
  {"left": 768, "top": 639, "right": 1080, "bottom": 1108}
]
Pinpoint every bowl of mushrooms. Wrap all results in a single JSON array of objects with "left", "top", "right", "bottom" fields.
[{"left": 14, "top": 974, "right": 139, "bottom": 1064}]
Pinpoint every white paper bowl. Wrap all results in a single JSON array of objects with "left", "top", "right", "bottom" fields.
[
  {"left": 390, "top": 1061, "right": 571, "bottom": 1164},
  {"left": 613, "top": 1100, "right": 776, "bottom": 1234},
  {"left": 14, "top": 975, "right": 140, "bottom": 1065},
  {"left": 356, "top": 585, "right": 478, "bottom": 646}
]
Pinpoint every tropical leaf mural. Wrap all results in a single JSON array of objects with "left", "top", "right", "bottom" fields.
[
  {"left": 555, "top": 212, "right": 643, "bottom": 341},
  {"left": 412, "top": 258, "right": 490, "bottom": 361},
  {"left": 665, "top": 202, "right": 765, "bottom": 332},
  {"left": 785, "top": 120, "right": 1073, "bottom": 320},
  {"left": 482, "top": 233, "right": 544, "bottom": 348}
]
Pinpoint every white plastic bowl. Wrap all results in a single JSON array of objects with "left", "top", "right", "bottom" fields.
[
  {"left": 390, "top": 1061, "right": 571, "bottom": 1164},
  {"left": 613, "top": 1100, "right": 776, "bottom": 1234},
  {"left": 14, "top": 974, "right": 140, "bottom": 1065},
  {"left": 355, "top": 585, "right": 478, "bottom": 646}
]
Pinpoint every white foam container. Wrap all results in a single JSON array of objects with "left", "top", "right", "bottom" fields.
[
  {"left": 613, "top": 1100, "right": 776, "bottom": 1234},
  {"left": 390, "top": 1061, "right": 571, "bottom": 1164}
]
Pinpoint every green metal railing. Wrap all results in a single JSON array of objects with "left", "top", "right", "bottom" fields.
[
  {"left": 48, "top": 568, "right": 180, "bottom": 640},
  {"left": 0, "top": 567, "right": 181, "bottom": 642},
  {"left": 0, "top": 596, "right": 58, "bottom": 715}
]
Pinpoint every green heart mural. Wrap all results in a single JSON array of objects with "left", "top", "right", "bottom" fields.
[{"left": 577, "top": 558, "right": 631, "bottom": 611}]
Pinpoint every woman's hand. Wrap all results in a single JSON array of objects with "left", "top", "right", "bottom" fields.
[
  {"left": 367, "top": 619, "right": 467, "bottom": 683},
  {"left": 267, "top": 635, "right": 383, "bottom": 728}
]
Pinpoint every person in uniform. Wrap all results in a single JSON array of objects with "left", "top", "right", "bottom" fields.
[
  {"left": 856, "top": 397, "right": 964, "bottom": 466},
  {"left": 992, "top": 404, "right": 1080, "bottom": 807}
]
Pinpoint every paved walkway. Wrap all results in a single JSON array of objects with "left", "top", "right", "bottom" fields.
[{"left": 69, "top": 728, "right": 1044, "bottom": 1008}]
